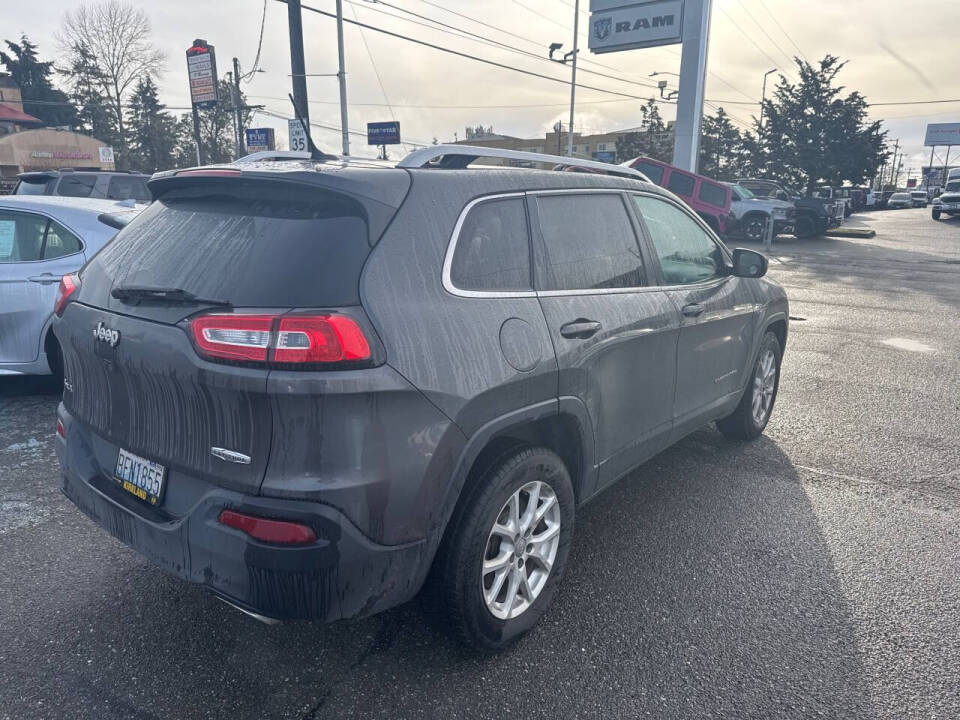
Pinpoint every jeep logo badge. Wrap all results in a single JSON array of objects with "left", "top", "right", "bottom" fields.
[{"left": 93, "top": 321, "right": 120, "bottom": 347}]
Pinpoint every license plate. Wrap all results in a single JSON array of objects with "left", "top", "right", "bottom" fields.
[{"left": 114, "top": 448, "right": 166, "bottom": 506}]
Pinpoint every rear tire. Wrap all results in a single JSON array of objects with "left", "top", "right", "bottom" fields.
[
  {"left": 45, "top": 334, "right": 64, "bottom": 388},
  {"left": 717, "top": 331, "right": 782, "bottom": 441},
  {"left": 435, "top": 446, "right": 575, "bottom": 651},
  {"left": 793, "top": 215, "right": 816, "bottom": 238}
]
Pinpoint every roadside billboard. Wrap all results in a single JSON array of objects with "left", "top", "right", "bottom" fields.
[
  {"left": 923, "top": 122, "right": 960, "bottom": 147},
  {"left": 244, "top": 128, "right": 275, "bottom": 153},
  {"left": 186, "top": 40, "right": 218, "bottom": 108},
  {"left": 588, "top": 0, "right": 684, "bottom": 54},
  {"left": 367, "top": 121, "right": 402, "bottom": 145}
]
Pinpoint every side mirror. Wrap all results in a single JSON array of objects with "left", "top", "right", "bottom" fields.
[
  {"left": 777, "top": 192, "right": 789, "bottom": 201},
  {"left": 731, "top": 248, "right": 768, "bottom": 278}
]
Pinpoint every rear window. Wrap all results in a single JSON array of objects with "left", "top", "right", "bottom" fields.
[
  {"left": 698, "top": 181, "right": 727, "bottom": 207},
  {"left": 14, "top": 178, "right": 51, "bottom": 195},
  {"left": 107, "top": 176, "right": 151, "bottom": 202},
  {"left": 666, "top": 171, "right": 695, "bottom": 197},
  {"left": 93, "top": 186, "right": 371, "bottom": 308},
  {"left": 633, "top": 161, "right": 664, "bottom": 186}
]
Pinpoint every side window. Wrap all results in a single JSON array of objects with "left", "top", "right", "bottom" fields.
[
  {"left": 632, "top": 195, "right": 725, "bottom": 285},
  {"left": 535, "top": 193, "right": 645, "bottom": 291},
  {"left": 57, "top": 175, "right": 98, "bottom": 198},
  {"left": 634, "top": 161, "right": 664, "bottom": 186},
  {"left": 42, "top": 220, "right": 83, "bottom": 259},
  {"left": 666, "top": 172, "right": 695, "bottom": 197},
  {"left": 698, "top": 181, "right": 727, "bottom": 208},
  {"left": 450, "top": 197, "right": 531, "bottom": 291},
  {"left": 0, "top": 211, "right": 48, "bottom": 263}
]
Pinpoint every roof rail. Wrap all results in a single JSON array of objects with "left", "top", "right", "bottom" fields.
[{"left": 397, "top": 144, "right": 649, "bottom": 182}]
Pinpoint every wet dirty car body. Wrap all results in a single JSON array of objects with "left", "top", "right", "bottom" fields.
[{"left": 53, "top": 152, "right": 787, "bottom": 644}]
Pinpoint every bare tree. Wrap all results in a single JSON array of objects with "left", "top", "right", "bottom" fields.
[{"left": 57, "top": 1, "right": 165, "bottom": 167}]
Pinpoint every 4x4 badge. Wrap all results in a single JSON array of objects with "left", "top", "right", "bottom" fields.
[{"left": 93, "top": 321, "right": 120, "bottom": 347}]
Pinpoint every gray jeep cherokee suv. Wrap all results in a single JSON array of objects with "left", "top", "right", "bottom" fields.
[{"left": 53, "top": 146, "right": 788, "bottom": 649}]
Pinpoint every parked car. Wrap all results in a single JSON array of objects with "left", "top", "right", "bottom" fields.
[
  {"left": 737, "top": 178, "right": 841, "bottom": 237},
  {"left": 932, "top": 179, "right": 960, "bottom": 220},
  {"left": 887, "top": 192, "right": 913, "bottom": 209},
  {"left": 947, "top": 168, "right": 960, "bottom": 182},
  {"left": 14, "top": 169, "right": 151, "bottom": 203},
  {"left": 0, "top": 196, "right": 143, "bottom": 378},
  {"left": 53, "top": 146, "right": 788, "bottom": 650},
  {"left": 723, "top": 182, "right": 795, "bottom": 242},
  {"left": 626, "top": 156, "right": 732, "bottom": 236},
  {"left": 910, "top": 190, "right": 929, "bottom": 208},
  {"left": 814, "top": 186, "right": 852, "bottom": 217}
]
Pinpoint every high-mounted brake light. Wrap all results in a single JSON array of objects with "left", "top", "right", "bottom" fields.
[
  {"left": 188, "top": 313, "right": 373, "bottom": 367},
  {"left": 54, "top": 274, "right": 80, "bottom": 316},
  {"left": 175, "top": 169, "right": 242, "bottom": 177},
  {"left": 218, "top": 509, "right": 317, "bottom": 545}
]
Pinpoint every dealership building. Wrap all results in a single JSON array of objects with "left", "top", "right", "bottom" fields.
[{"left": 0, "top": 73, "right": 115, "bottom": 192}]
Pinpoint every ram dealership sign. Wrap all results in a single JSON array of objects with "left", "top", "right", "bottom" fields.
[
  {"left": 924, "top": 122, "right": 960, "bottom": 147},
  {"left": 589, "top": 0, "right": 684, "bottom": 54}
]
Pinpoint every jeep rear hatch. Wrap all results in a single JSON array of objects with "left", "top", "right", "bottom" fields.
[{"left": 58, "top": 176, "right": 392, "bottom": 495}]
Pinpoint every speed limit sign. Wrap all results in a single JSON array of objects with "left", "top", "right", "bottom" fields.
[{"left": 288, "top": 119, "right": 308, "bottom": 152}]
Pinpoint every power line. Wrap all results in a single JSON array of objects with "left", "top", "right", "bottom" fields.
[
  {"left": 362, "top": 0, "right": 662, "bottom": 91},
  {"left": 735, "top": 0, "right": 796, "bottom": 70},
  {"left": 716, "top": 5, "right": 793, "bottom": 80},
  {"left": 241, "top": 0, "right": 268, "bottom": 81},
  {"left": 285, "top": 0, "right": 666, "bottom": 104},
  {"left": 756, "top": 0, "right": 809, "bottom": 64}
]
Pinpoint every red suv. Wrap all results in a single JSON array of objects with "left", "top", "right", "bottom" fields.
[{"left": 626, "top": 157, "right": 732, "bottom": 236}]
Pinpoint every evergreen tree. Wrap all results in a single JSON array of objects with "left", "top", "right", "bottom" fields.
[
  {"left": 616, "top": 99, "right": 672, "bottom": 162},
  {"left": 760, "top": 56, "right": 888, "bottom": 193},
  {"left": 126, "top": 76, "right": 178, "bottom": 173},
  {"left": 0, "top": 35, "right": 77, "bottom": 127},
  {"left": 699, "top": 108, "right": 743, "bottom": 180},
  {"left": 59, "top": 42, "right": 117, "bottom": 145}
]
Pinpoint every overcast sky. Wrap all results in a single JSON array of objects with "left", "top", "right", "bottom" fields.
[{"left": 5, "top": 0, "right": 959, "bottom": 175}]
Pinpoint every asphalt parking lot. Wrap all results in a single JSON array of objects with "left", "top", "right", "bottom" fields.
[{"left": 1, "top": 207, "right": 958, "bottom": 720}]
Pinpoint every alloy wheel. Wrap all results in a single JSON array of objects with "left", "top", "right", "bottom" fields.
[
  {"left": 751, "top": 348, "right": 777, "bottom": 426},
  {"left": 481, "top": 480, "right": 561, "bottom": 620}
]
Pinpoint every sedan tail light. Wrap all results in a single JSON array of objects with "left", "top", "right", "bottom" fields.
[
  {"left": 188, "top": 312, "right": 374, "bottom": 368},
  {"left": 54, "top": 274, "right": 80, "bottom": 316}
]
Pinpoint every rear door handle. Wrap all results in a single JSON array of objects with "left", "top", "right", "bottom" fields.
[
  {"left": 28, "top": 274, "right": 61, "bottom": 285},
  {"left": 681, "top": 303, "right": 705, "bottom": 318},
  {"left": 560, "top": 319, "right": 602, "bottom": 339}
]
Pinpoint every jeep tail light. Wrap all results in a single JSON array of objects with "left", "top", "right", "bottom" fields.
[
  {"left": 274, "top": 315, "right": 371, "bottom": 363},
  {"left": 191, "top": 315, "right": 272, "bottom": 362},
  {"left": 188, "top": 313, "right": 373, "bottom": 367},
  {"left": 218, "top": 509, "right": 317, "bottom": 545},
  {"left": 54, "top": 274, "right": 80, "bottom": 316}
]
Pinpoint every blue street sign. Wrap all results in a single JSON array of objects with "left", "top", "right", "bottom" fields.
[
  {"left": 367, "top": 121, "right": 401, "bottom": 145},
  {"left": 592, "top": 151, "right": 616, "bottom": 163},
  {"left": 244, "top": 128, "right": 274, "bottom": 152}
]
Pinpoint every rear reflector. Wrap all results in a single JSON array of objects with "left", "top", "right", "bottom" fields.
[
  {"left": 188, "top": 313, "right": 372, "bottom": 367},
  {"left": 56, "top": 418, "right": 65, "bottom": 438},
  {"left": 54, "top": 274, "right": 80, "bottom": 316},
  {"left": 218, "top": 509, "right": 317, "bottom": 545}
]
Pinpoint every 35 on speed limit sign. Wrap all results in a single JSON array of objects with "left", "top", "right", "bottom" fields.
[{"left": 288, "top": 119, "right": 308, "bottom": 152}]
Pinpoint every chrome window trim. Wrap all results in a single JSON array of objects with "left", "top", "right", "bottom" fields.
[{"left": 441, "top": 192, "right": 536, "bottom": 299}]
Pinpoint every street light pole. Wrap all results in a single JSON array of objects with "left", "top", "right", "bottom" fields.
[
  {"left": 759, "top": 68, "right": 777, "bottom": 128},
  {"left": 335, "top": 0, "right": 350, "bottom": 156},
  {"left": 566, "top": 0, "right": 579, "bottom": 157}
]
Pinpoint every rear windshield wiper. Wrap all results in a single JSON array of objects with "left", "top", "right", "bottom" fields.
[{"left": 111, "top": 285, "right": 232, "bottom": 307}]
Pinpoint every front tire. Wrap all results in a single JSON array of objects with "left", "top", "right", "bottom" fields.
[
  {"left": 717, "top": 331, "right": 782, "bottom": 440},
  {"left": 932, "top": 207, "right": 941, "bottom": 220},
  {"left": 743, "top": 214, "right": 768, "bottom": 242},
  {"left": 436, "top": 447, "right": 575, "bottom": 651},
  {"left": 793, "top": 215, "right": 817, "bottom": 239}
]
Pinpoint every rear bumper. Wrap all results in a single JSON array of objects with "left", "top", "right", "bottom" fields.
[{"left": 56, "top": 405, "right": 428, "bottom": 622}]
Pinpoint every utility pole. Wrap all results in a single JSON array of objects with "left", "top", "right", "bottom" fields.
[
  {"left": 888, "top": 138, "right": 899, "bottom": 188},
  {"left": 566, "top": 0, "right": 579, "bottom": 157},
  {"left": 192, "top": 107, "right": 204, "bottom": 165},
  {"left": 232, "top": 57, "right": 244, "bottom": 159},
  {"left": 335, "top": 0, "right": 349, "bottom": 155},
  {"left": 927, "top": 146, "right": 935, "bottom": 189},
  {"left": 288, "top": 0, "right": 310, "bottom": 128},
  {"left": 944, "top": 147, "right": 952, "bottom": 189},
  {"left": 758, "top": 68, "right": 777, "bottom": 129}
]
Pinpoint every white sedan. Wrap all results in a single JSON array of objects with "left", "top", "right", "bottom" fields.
[
  {"left": 887, "top": 192, "right": 913, "bottom": 209},
  {"left": 0, "top": 196, "right": 144, "bottom": 378}
]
